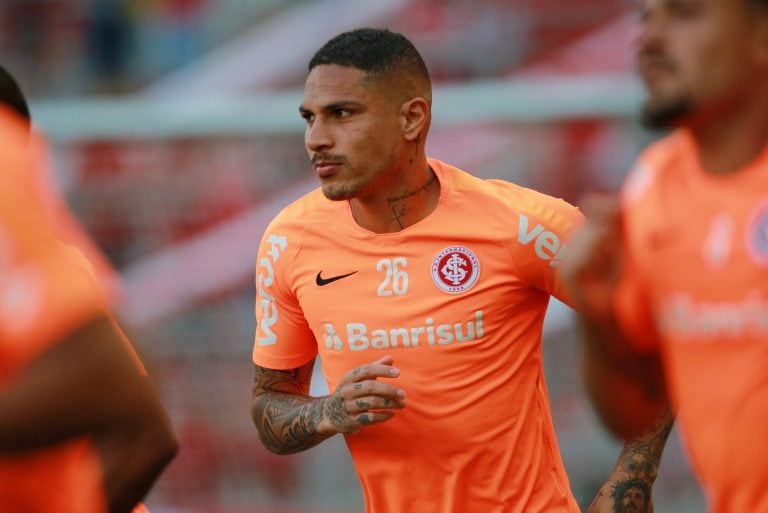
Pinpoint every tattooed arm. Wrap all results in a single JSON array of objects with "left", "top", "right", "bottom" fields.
[
  {"left": 250, "top": 358, "right": 327, "bottom": 454},
  {"left": 251, "top": 355, "right": 407, "bottom": 455},
  {"left": 588, "top": 410, "right": 674, "bottom": 513}
]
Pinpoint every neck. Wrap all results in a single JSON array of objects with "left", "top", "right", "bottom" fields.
[
  {"left": 688, "top": 93, "right": 768, "bottom": 174},
  {"left": 350, "top": 156, "right": 439, "bottom": 234}
]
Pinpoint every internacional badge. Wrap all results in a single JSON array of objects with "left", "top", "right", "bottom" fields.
[
  {"left": 431, "top": 246, "right": 481, "bottom": 294},
  {"left": 746, "top": 200, "right": 768, "bottom": 267}
]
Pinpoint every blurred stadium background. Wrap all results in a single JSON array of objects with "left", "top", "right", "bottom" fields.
[{"left": 3, "top": 1, "right": 707, "bottom": 512}]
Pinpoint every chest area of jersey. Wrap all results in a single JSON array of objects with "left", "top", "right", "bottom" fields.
[
  {"left": 642, "top": 200, "right": 768, "bottom": 343},
  {"left": 297, "top": 238, "right": 509, "bottom": 307},
  {"left": 642, "top": 199, "right": 768, "bottom": 289},
  {"left": 292, "top": 237, "right": 528, "bottom": 353}
]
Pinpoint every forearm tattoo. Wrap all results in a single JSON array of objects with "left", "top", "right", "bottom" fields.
[
  {"left": 252, "top": 363, "right": 331, "bottom": 454},
  {"left": 609, "top": 477, "right": 652, "bottom": 513},
  {"left": 325, "top": 395, "right": 353, "bottom": 432},
  {"left": 617, "top": 409, "right": 675, "bottom": 480}
]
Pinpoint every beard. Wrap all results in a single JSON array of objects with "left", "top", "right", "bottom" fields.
[
  {"left": 319, "top": 167, "right": 381, "bottom": 202},
  {"left": 641, "top": 94, "right": 693, "bottom": 129},
  {"left": 321, "top": 181, "right": 357, "bottom": 201}
]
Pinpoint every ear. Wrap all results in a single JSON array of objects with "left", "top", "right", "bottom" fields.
[{"left": 399, "top": 97, "right": 430, "bottom": 142}]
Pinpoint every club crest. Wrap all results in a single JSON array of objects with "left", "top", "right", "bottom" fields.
[
  {"left": 746, "top": 200, "right": 768, "bottom": 267},
  {"left": 431, "top": 246, "right": 480, "bottom": 294}
]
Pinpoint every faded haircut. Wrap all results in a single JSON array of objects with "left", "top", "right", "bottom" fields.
[{"left": 309, "top": 28, "right": 431, "bottom": 101}]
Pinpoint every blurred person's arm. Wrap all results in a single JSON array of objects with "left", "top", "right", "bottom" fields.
[
  {"left": 556, "top": 194, "right": 672, "bottom": 513},
  {"left": 0, "top": 314, "right": 178, "bottom": 513},
  {"left": 559, "top": 193, "right": 669, "bottom": 438},
  {"left": 251, "top": 355, "right": 406, "bottom": 455},
  {"left": 89, "top": 320, "right": 178, "bottom": 513},
  {"left": 580, "top": 314, "right": 669, "bottom": 440},
  {"left": 0, "top": 100, "right": 176, "bottom": 512}
]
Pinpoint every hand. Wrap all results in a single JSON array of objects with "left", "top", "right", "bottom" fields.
[
  {"left": 318, "top": 356, "right": 406, "bottom": 435},
  {"left": 559, "top": 193, "right": 623, "bottom": 321},
  {"left": 587, "top": 485, "right": 614, "bottom": 513},
  {"left": 588, "top": 473, "right": 654, "bottom": 513}
]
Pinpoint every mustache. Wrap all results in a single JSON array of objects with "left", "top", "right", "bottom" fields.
[
  {"left": 636, "top": 51, "right": 678, "bottom": 72},
  {"left": 311, "top": 154, "right": 346, "bottom": 165}
]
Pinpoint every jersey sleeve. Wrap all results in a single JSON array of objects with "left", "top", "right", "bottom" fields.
[
  {"left": 0, "top": 117, "right": 113, "bottom": 375},
  {"left": 500, "top": 183, "right": 585, "bottom": 306},
  {"left": 252, "top": 221, "right": 317, "bottom": 370}
]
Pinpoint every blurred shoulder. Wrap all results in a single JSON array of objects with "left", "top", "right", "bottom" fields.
[{"left": 622, "top": 130, "right": 688, "bottom": 208}]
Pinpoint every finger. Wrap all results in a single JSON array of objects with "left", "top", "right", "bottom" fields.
[
  {"left": 344, "top": 380, "right": 406, "bottom": 400},
  {"left": 346, "top": 395, "right": 406, "bottom": 414},
  {"left": 370, "top": 355, "right": 394, "bottom": 366},
  {"left": 353, "top": 411, "right": 395, "bottom": 427},
  {"left": 342, "top": 360, "right": 400, "bottom": 384}
]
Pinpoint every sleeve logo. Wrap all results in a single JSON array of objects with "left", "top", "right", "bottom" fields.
[
  {"left": 431, "top": 246, "right": 480, "bottom": 294},
  {"left": 517, "top": 214, "right": 568, "bottom": 267},
  {"left": 256, "top": 234, "right": 287, "bottom": 346}
]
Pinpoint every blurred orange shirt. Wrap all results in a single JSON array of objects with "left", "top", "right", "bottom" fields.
[
  {"left": 615, "top": 129, "right": 768, "bottom": 513},
  {"left": 0, "top": 108, "right": 115, "bottom": 513},
  {"left": 253, "top": 158, "right": 582, "bottom": 513}
]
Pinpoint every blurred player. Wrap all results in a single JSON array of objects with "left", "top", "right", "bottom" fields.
[
  {"left": 251, "top": 28, "right": 672, "bottom": 513},
  {"left": 560, "top": 0, "right": 768, "bottom": 512},
  {"left": 0, "top": 66, "right": 178, "bottom": 513}
]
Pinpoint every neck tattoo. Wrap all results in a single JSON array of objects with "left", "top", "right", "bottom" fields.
[
  {"left": 390, "top": 203, "right": 409, "bottom": 229},
  {"left": 386, "top": 170, "right": 437, "bottom": 229},
  {"left": 387, "top": 172, "right": 437, "bottom": 204}
]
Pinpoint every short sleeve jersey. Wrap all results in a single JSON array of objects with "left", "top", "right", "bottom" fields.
[
  {"left": 0, "top": 110, "right": 113, "bottom": 513},
  {"left": 615, "top": 130, "right": 768, "bottom": 513},
  {"left": 253, "top": 158, "right": 583, "bottom": 513}
]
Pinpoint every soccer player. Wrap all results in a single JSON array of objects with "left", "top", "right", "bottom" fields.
[
  {"left": 559, "top": 0, "right": 768, "bottom": 512},
  {"left": 0, "top": 68, "right": 178, "bottom": 513},
  {"left": 251, "top": 28, "right": 672, "bottom": 513}
]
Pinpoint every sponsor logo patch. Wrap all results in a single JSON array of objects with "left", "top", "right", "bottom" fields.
[
  {"left": 431, "top": 246, "right": 480, "bottom": 294},
  {"left": 315, "top": 270, "right": 358, "bottom": 287},
  {"left": 321, "top": 310, "right": 485, "bottom": 352},
  {"left": 517, "top": 214, "right": 569, "bottom": 267},
  {"left": 256, "top": 234, "right": 287, "bottom": 346}
]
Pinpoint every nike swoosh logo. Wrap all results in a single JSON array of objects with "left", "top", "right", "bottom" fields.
[{"left": 316, "top": 270, "right": 358, "bottom": 286}]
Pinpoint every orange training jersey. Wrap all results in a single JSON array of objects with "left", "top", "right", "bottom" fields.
[
  {"left": 615, "top": 129, "right": 768, "bottom": 513},
  {"left": 0, "top": 109, "right": 110, "bottom": 513},
  {"left": 253, "top": 158, "right": 583, "bottom": 513}
]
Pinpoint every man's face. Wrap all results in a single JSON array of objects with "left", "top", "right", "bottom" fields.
[
  {"left": 620, "top": 486, "right": 648, "bottom": 513},
  {"left": 636, "top": 0, "right": 762, "bottom": 127},
  {"left": 300, "top": 64, "right": 405, "bottom": 201}
]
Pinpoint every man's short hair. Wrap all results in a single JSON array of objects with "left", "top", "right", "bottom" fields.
[
  {"left": 308, "top": 28, "right": 431, "bottom": 89},
  {"left": 0, "top": 66, "right": 30, "bottom": 122}
]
